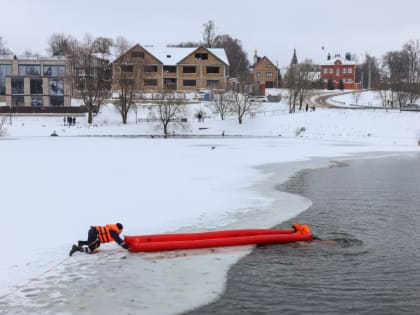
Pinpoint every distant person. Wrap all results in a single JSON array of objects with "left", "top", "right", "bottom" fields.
[
  {"left": 63, "top": 116, "right": 66, "bottom": 126},
  {"left": 305, "top": 103, "right": 309, "bottom": 112},
  {"left": 72, "top": 117, "right": 76, "bottom": 126},
  {"left": 69, "top": 223, "right": 129, "bottom": 256},
  {"left": 67, "top": 116, "right": 72, "bottom": 126}
]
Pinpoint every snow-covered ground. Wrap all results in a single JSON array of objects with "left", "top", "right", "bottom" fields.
[
  {"left": 330, "top": 90, "right": 384, "bottom": 107},
  {"left": 1, "top": 92, "right": 420, "bottom": 314}
]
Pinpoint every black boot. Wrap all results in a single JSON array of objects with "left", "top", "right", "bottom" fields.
[{"left": 69, "top": 244, "right": 82, "bottom": 256}]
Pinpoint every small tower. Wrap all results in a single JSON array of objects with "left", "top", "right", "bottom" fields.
[
  {"left": 254, "top": 48, "right": 260, "bottom": 65},
  {"left": 291, "top": 48, "right": 298, "bottom": 65}
]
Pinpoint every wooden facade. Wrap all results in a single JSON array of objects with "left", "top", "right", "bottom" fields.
[
  {"left": 112, "top": 44, "right": 229, "bottom": 92},
  {"left": 252, "top": 56, "right": 279, "bottom": 89}
]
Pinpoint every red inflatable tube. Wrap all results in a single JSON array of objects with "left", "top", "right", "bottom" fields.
[
  {"left": 127, "top": 232, "right": 313, "bottom": 252},
  {"left": 124, "top": 224, "right": 313, "bottom": 252},
  {"left": 124, "top": 228, "right": 295, "bottom": 244}
]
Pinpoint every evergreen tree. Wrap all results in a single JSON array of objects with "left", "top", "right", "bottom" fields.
[
  {"left": 327, "top": 79, "right": 335, "bottom": 90},
  {"left": 338, "top": 79, "right": 345, "bottom": 90}
]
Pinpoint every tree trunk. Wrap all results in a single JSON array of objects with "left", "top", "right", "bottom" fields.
[{"left": 88, "top": 111, "right": 93, "bottom": 124}]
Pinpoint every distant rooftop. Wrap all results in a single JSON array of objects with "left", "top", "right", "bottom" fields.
[
  {"left": 321, "top": 56, "right": 355, "bottom": 66},
  {"left": 0, "top": 54, "right": 67, "bottom": 61}
]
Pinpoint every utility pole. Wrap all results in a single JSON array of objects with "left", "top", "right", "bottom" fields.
[{"left": 368, "top": 60, "right": 371, "bottom": 90}]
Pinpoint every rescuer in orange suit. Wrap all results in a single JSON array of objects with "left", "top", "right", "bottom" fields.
[{"left": 69, "top": 223, "right": 129, "bottom": 256}]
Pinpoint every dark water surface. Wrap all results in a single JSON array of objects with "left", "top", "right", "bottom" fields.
[{"left": 186, "top": 155, "right": 420, "bottom": 314}]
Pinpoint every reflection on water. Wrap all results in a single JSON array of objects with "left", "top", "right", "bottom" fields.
[{"left": 187, "top": 155, "right": 420, "bottom": 314}]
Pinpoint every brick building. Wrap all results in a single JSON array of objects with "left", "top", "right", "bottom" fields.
[
  {"left": 0, "top": 55, "right": 71, "bottom": 107},
  {"left": 112, "top": 44, "right": 229, "bottom": 92},
  {"left": 251, "top": 51, "right": 279, "bottom": 89},
  {"left": 320, "top": 54, "right": 361, "bottom": 90}
]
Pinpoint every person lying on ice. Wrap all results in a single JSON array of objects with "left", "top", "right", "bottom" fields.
[{"left": 69, "top": 223, "right": 130, "bottom": 256}]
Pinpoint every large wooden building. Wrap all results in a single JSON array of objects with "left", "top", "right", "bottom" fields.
[
  {"left": 0, "top": 55, "right": 71, "bottom": 107},
  {"left": 112, "top": 44, "right": 229, "bottom": 92},
  {"left": 320, "top": 54, "right": 361, "bottom": 90}
]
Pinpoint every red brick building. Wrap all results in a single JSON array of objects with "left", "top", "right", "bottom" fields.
[{"left": 320, "top": 54, "right": 361, "bottom": 90}]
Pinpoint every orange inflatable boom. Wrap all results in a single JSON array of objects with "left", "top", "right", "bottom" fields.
[{"left": 125, "top": 224, "right": 313, "bottom": 252}]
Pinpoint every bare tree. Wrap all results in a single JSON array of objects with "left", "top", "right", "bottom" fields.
[
  {"left": 113, "top": 36, "right": 131, "bottom": 57},
  {"left": 47, "top": 33, "right": 77, "bottom": 56},
  {"left": 202, "top": 20, "right": 217, "bottom": 48},
  {"left": 284, "top": 65, "right": 299, "bottom": 113},
  {"left": 228, "top": 90, "right": 254, "bottom": 124},
  {"left": 0, "top": 117, "right": 7, "bottom": 136},
  {"left": 113, "top": 58, "right": 143, "bottom": 124},
  {"left": 73, "top": 35, "right": 109, "bottom": 124},
  {"left": 151, "top": 92, "right": 188, "bottom": 135},
  {"left": 296, "top": 59, "right": 317, "bottom": 110},
  {"left": 0, "top": 36, "right": 12, "bottom": 55},
  {"left": 22, "top": 50, "right": 40, "bottom": 58},
  {"left": 212, "top": 90, "right": 232, "bottom": 120}
]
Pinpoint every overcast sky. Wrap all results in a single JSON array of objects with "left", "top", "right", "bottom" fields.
[{"left": 1, "top": 0, "right": 420, "bottom": 67}]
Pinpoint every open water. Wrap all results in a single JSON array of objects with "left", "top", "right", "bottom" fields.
[{"left": 186, "top": 154, "right": 420, "bottom": 314}]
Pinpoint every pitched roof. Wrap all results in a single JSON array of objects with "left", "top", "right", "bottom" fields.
[
  {"left": 252, "top": 56, "right": 278, "bottom": 69},
  {"left": 321, "top": 56, "right": 355, "bottom": 66},
  {"left": 112, "top": 44, "right": 229, "bottom": 66}
]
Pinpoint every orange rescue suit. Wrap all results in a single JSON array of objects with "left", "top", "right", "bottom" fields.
[
  {"left": 96, "top": 224, "right": 122, "bottom": 243},
  {"left": 292, "top": 223, "right": 311, "bottom": 235}
]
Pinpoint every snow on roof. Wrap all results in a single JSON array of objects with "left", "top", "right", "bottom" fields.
[
  {"left": 321, "top": 57, "right": 355, "bottom": 66},
  {"left": 146, "top": 47, "right": 229, "bottom": 65},
  {"left": 0, "top": 54, "right": 66, "bottom": 61}
]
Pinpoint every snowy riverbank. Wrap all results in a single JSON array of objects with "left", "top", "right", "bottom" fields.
[{"left": 1, "top": 98, "right": 420, "bottom": 314}]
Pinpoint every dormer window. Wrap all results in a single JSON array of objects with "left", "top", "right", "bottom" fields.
[{"left": 195, "top": 53, "right": 208, "bottom": 60}]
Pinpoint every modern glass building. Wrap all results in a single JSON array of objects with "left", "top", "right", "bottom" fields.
[{"left": 0, "top": 55, "right": 70, "bottom": 107}]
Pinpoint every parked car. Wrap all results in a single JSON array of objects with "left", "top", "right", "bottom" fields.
[
  {"left": 401, "top": 103, "right": 420, "bottom": 111},
  {"left": 248, "top": 96, "right": 268, "bottom": 102}
]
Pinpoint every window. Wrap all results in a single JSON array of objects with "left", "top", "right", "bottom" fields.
[
  {"left": 266, "top": 72, "right": 273, "bottom": 78},
  {"left": 206, "top": 66, "right": 219, "bottom": 74},
  {"left": 11, "top": 77, "right": 24, "bottom": 94},
  {"left": 30, "top": 78, "right": 43, "bottom": 94},
  {"left": 323, "top": 68, "right": 328, "bottom": 74},
  {"left": 256, "top": 72, "right": 261, "bottom": 78},
  {"left": 163, "top": 66, "right": 176, "bottom": 73},
  {"left": 329, "top": 68, "right": 333, "bottom": 74},
  {"left": 348, "top": 79, "right": 353, "bottom": 83},
  {"left": 120, "top": 65, "right": 133, "bottom": 72},
  {"left": 183, "top": 79, "right": 196, "bottom": 87},
  {"left": 18, "top": 64, "right": 41, "bottom": 76},
  {"left": 336, "top": 68, "right": 340, "bottom": 76},
  {"left": 144, "top": 79, "right": 158, "bottom": 86},
  {"left": 50, "top": 79, "right": 64, "bottom": 95},
  {"left": 164, "top": 78, "right": 176, "bottom": 90},
  {"left": 348, "top": 68, "right": 353, "bottom": 74},
  {"left": 144, "top": 65, "right": 158, "bottom": 73},
  {"left": 266, "top": 64, "right": 273, "bottom": 68},
  {"left": 131, "top": 51, "right": 144, "bottom": 58},
  {"left": 343, "top": 68, "right": 347, "bottom": 74},
  {"left": 183, "top": 66, "right": 196, "bottom": 73},
  {"left": 0, "top": 64, "right": 12, "bottom": 95},
  {"left": 207, "top": 80, "right": 219, "bottom": 89},
  {"left": 12, "top": 95, "right": 24, "bottom": 106},
  {"left": 195, "top": 53, "right": 208, "bottom": 60},
  {"left": 44, "top": 65, "right": 65, "bottom": 77},
  {"left": 50, "top": 96, "right": 64, "bottom": 106}
]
